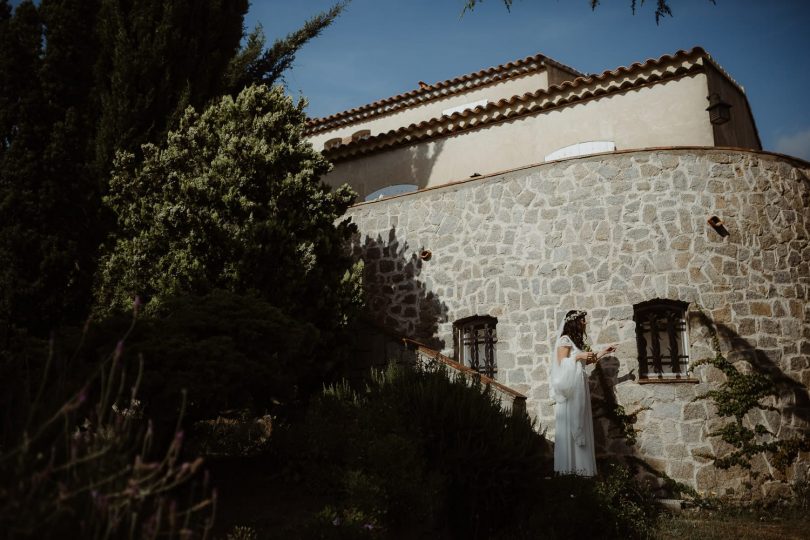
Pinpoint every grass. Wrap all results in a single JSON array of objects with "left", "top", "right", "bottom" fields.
[
  {"left": 209, "top": 452, "right": 810, "bottom": 540},
  {"left": 657, "top": 508, "right": 810, "bottom": 540},
  {"left": 209, "top": 458, "right": 810, "bottom": 540}
]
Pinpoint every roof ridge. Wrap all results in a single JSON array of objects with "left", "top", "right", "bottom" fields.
[
  {"left": 555, "top": 46, "right": 704, "bottom": 91},
  {"left": 699, "top": 49, "right": 745, "bottom": 94},
  {"left": 306, "top": 51, "right": 585, "bottom": 134}
]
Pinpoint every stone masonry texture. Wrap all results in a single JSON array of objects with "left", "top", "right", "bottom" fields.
[{"left": 346, "top": 148, "right": 810, "bottom": 495}]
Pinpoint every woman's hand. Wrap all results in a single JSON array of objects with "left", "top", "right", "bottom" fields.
[
  {"left": 597, "top": 344, "right": 618, "bottom": 359},
  {"left": 575, "top": 351, "right": 597, "bottom": 364}
]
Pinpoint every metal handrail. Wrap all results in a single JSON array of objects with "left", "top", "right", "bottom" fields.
[{"left": 401, "top": 337, "right": 527, "bottom": 400}]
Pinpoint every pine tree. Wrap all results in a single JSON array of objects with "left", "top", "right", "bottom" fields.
[{"left": 222, "top": 1, "right": 348, "bottom": 93}]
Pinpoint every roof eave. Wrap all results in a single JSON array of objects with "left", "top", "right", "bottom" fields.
[{"left": 322, "top": 47, "right": 709, "bottom": 161}]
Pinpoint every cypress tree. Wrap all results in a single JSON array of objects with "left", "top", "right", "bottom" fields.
[
  {"left": 94, "top": 0, "right": 249, "bottom": 172},
  {"left": 0, "top": 1, "right": 347, "bottom": 338},
  {"left": 0, "top": 0, "right": 57, "bottom": 336}
]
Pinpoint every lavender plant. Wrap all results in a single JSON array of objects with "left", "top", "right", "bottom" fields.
[{"left": 0, "top": 303, "right": 215, "bottom": 539}]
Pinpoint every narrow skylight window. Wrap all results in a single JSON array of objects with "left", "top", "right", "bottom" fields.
[{"left": 544, "top": 141, "right": 616, "bottom": 162}]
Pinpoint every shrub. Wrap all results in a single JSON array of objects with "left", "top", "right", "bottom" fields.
[
  {"left": 95, "top": 84, "right": 362, "bottom": 350},
  {"left": 186, "top": 412, "right": 273, "bottom": 458},
  {"left": 277, "top": 378, "right": 443, "bottom": 536},
  {"left": 278, "top": 363, "right": 663, "bottom": 539},
  {"left": 511, "top": 464, "right": 659, "bottom": 540},
  {"left": 377, "top": 364, "right": 549, "bottom": 536},
  {"left": 278, "top": 363, "right": 549, "bottom": 538},
  {"left": 89, "top": 291, "right": 321, "bottom": 437}
]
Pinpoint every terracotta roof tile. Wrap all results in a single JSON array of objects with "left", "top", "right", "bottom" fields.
[
  {"left": 323, "top": 47, "right": 714, "bottom": 161},
  {"left": 305, "top": 52, "right": 584, "bottom": 135}
]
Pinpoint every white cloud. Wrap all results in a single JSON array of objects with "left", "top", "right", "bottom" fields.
[{"left": 774, "top": 129, "right": 810, "bottom": 161}]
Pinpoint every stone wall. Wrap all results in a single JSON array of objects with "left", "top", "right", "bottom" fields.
[{"left": 346, "top": 148, "right": 810, "bottom": 494}]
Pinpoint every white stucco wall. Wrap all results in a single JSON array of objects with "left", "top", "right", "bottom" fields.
[{"left": 325, "top": 73, "right": 716, "bottom": 199}]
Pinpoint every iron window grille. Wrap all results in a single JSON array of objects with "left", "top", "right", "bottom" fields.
[
  {"left": 453, "top": 315, "right": 498, "bottom": 378},
  {"left": 633, "top": 299, "right": 690, "bottom": 379}
]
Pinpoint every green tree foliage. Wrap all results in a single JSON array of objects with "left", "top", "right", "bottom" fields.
[
  {"left": 281, "top": 363, "right": 548, "bottom": 537},
  {"left": 95, "top": 83, "right": 362, "bottom": 359},
  {"left": 93, "top": 0, "right": 249, "bottom": 173},
  {"left": 223, "top": 2, "right": 349, "bottom": 94},
  {"left": 0, "top": 0, "right": 97, "bottom": 336},
  {"left": 0, "top": 0, "right": 346, "bottom": 339}
]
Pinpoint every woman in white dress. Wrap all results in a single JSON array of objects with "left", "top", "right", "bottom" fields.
[{"left": 549, "top": 310, "right": 616, "bottom": 476}]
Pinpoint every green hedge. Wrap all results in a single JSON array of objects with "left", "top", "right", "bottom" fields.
[
  {"left": 88, "top": 291, "right": 322, "bottom": 436},
  {"left": 276, "top": 363, "right": 660, "bottom": 539}
]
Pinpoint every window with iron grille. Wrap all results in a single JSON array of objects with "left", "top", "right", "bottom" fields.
[
  {"left": 453, "top": 315, "right": 497, "bottom": 378},
  {"left": 633, "top": 299, "right": 690, "bottom": 379}
]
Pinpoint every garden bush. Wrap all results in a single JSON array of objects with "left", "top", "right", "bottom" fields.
[
  {"left": 94, "top": 84, "right": 362, "bottom": 361},
  {"left": 507, "top": 463, "right": 659, "bottom": 540},
  {"left": 277, "top": 364, "right": 548, "bottom": 538},
  {"left": 5, "top": 290, "right": 329, "bottom": 454},
  {"left": 86, "top": 291, "right": 321, "bottom": 439},
  {"left": 277, "top": 363, "right": 662, "bottom": 539}
]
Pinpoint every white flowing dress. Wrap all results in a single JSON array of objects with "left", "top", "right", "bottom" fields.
[{"left": 550, "top": 334, "right": 597, "bottom": 476}]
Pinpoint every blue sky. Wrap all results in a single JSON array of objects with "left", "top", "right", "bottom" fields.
[{"left": 249, "top": 0, "right": 810, "bottom": 160}]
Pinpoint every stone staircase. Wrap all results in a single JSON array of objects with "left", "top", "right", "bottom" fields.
[
  {"left": 401, "top": 338, "right": 527, "bottom": 414},
  {"left": 347, "top": 317, "right": 528, "bottom": 413}
]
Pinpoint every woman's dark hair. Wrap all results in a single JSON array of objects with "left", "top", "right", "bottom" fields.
[{"left": 562, "top": 310, "right": 588, "bottom": 350}]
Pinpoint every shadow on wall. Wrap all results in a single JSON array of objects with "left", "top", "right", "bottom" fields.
[
  {"left": 352, "top": 227, "right": 448, "bottom": 350},
  {"left": 585, "top": 311, "right": 809, "bottom": 495},
  {"left": 588, "top": 356, "right": 687, "bottom": 497},
  {"left": 691, "top": 310, "right": 810, "bottom": 430},
  {"left": 590, "top": 356, "right": 640, "bottom": 455},
  {"left": 408, "top": 137, "right": 445, "bottom": 190},
  {"left": 361, "top": 138, "right": 447, "bottom": 201}
]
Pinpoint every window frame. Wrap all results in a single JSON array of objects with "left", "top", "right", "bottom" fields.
[
  {"left": 633, "top": 299, "right": 694, "bottom": 382},
  {"left": 452, "top": 315, "right": 498, "bottom": 379},
  {"left": 363, "top": 183, "right": 418, "bottom": 202}
]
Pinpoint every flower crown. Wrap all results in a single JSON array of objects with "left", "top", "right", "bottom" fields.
[{"left": 564, "top": 310, "right": 587, "bottom": 323}]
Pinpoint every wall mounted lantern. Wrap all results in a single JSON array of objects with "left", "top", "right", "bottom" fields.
[
  {"left": 706, "top": 93, "right": 732, "bottom": 125},
  {"left": 707, "top": 215, "right": 729, "bottom": 237}
]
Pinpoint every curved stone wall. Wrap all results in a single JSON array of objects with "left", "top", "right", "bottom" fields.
[{"left": 347, "top": 148, "right": 810, "bottom": 494}]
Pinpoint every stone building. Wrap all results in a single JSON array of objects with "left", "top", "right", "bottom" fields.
[{"left": 306, "top": 48, "right": 810, "bottom": 495}]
